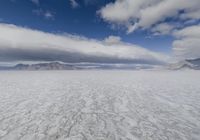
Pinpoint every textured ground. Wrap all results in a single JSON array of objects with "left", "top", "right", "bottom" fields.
[{"left": 0, "top": 70, "right": 200, "bottom": 140}]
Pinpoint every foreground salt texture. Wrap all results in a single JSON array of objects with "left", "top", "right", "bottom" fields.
[{"left": 0, "top": 70, "right": 200, "bottom": 140}]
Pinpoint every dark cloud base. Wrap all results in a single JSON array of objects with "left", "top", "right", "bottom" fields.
[{"left": 0, "top": 47, "right": 164, "bottom": 65}]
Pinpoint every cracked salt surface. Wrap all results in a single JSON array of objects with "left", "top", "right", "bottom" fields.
[{"left": 0, "top": 70, "right": 200, "bottom": 140}]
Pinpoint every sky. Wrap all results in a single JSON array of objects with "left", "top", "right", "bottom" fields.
[{"left": 0, "top": 0, "right": 199, "bottom": 65}]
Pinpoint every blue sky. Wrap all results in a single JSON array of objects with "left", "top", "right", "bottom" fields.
[{"left": 0, "top": 0, "right": 199, "bottom": 64}]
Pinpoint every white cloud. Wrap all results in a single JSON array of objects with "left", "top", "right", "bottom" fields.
[
  {"left": 99, "top": 0, "right": 200, "bottom": 33},
  {"left": 181, "top": 9, "right": 200, "bottom": 20},
  {"left": 0, "top": 23, "right": 168, "bottom": 64},
  {"left": 69, "top": 0, "right": 79, "bottom": 8},
  {"left": 44, "top": 11, "right": 54, "bottom": 20},
  {"left": 173, "top": 25, "right": 200, "bottom": 38},
  {"left": 127, "top": 23, "right": 138, "bottom": 34},
  {"left": 173, "top": 25, "right": 200, "bottom": 60},
  {"left": 151, "top": 23, "right": 174, "bottom": 35},
  {"left": 104, "top": 36, "right": 121, "bottom": 45}
]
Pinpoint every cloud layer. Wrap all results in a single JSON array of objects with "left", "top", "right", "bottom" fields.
[
  {"left": 99, "top": 0, "right": 200, "bottom": 33},
  {"left": 0, "top": 23, "right": 167, "bottom": 64},
  {"left": 173, "top": 25, "right": 200, "bottom": 60}
]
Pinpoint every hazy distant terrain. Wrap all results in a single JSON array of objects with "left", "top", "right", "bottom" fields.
[
  {"left": 0, "top": 62, "right": 159, "bottom": 70},
  {"left": 0, "top": 70, "right": 200, "bottom": 140}
]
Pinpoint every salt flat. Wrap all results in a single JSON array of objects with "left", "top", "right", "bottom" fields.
[{"left": 0, "top": 70, "right": 200, "bottom": 140}]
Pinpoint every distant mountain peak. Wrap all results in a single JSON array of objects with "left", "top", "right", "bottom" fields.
[{"left": 169, "top": 58, "right": 200, "bottom": 70}]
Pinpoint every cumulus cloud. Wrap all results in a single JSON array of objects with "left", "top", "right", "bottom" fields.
[
  {"left": 69, "top": 0, "right": 79, "bottom": 8},
  {"left": 99, "top": 0, "right": 200, "bottom": 33},
  {"left": 173, "top": 25, "right": 200, "bottom": 38},
  {"left": 151, "top": 23, "right": 174, "bottom": 35},
  {"left": 172, "top": 25, "right": 200, "bottom": 60},
  {"left": 104, "top": 36, "right": 121, "bottom": 45},
  {"left": 0, "top": 23, "right": 168, "bottom": 64}
]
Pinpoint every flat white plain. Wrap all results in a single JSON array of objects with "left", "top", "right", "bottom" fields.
[{"left": 0, "top": 70, "right": 200, "bottom": 140}]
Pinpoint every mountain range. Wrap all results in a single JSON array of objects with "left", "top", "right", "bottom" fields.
[
  {"left": 0, "top": 58, "right": 200, "bottom": 70},
  {"left": 0, "top": 62, "right": 158, "bottom": 70}
]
